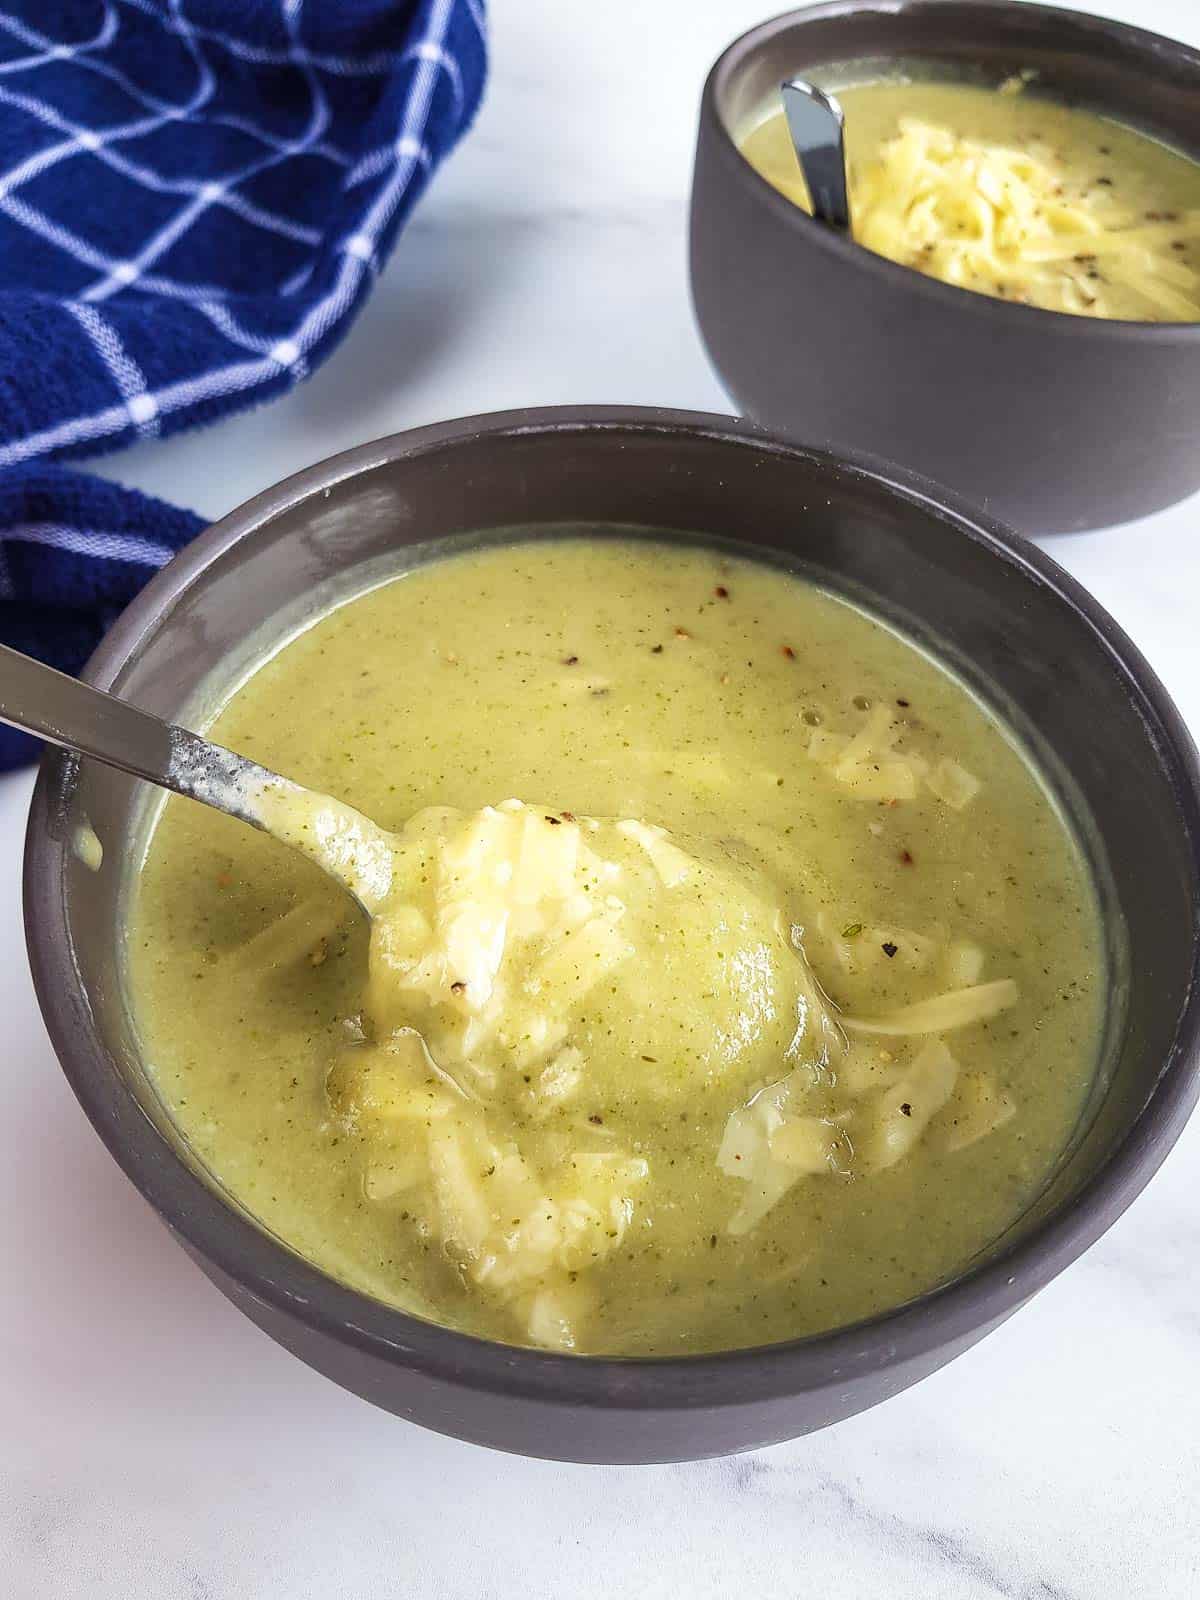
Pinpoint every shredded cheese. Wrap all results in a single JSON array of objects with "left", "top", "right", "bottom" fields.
[{"left": 853, "top": 116, "right": 1200, "bottom": 320}]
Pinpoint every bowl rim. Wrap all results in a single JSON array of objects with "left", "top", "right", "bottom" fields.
[
  {"left": 23, "top": 405, "right": 1200, "bottom": 1408},
  {"left": 704, "top": 0, "right": 1200, "bottom": 338}
]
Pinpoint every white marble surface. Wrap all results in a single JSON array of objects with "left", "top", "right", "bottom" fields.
[{"left": 5, "top": 1, "right": 1200, "bottom": 1593}]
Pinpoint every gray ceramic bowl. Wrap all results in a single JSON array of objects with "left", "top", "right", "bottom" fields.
[
  {"left": 689, "top": 1, "right": 1200, "bottom": 533},
  {"left": 23, "top": 408, "right": 1200, "bottom": 1463}
]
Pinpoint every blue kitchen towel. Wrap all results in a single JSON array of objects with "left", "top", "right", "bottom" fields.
[{"left": 0, "top": 0, "right": 486, "bottom": 769}]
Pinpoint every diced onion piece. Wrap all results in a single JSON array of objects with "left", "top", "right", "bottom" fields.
[
  {"left": 363, "top": 1148, "right": 425, "bottom": 1201},
  {"left": 946, "top": 940, "right": 985, "bottom": 987},
  {"left": 487, "top": 1149, "right": 543, "bottom": 1225},
  {"left": 523, "top": 1279, "right": 593, "bottom": 1351},
  {"left": 502, "top": 1013, "right": 570, "bottom": 1073},
  {"left": 569, "top": 1151, "right": 650, "bottom": 1186},
  {"left": 440, "top": 803, "right": 515, "bottom": 887},
  {"left": 616, "top": 818, "right": 693, "bottom": 887},
  {"left": 856, "top": 1039, "right": 959, "bottom": 1172},
  {"left": 833, "top": 759, "right": 919, "bottom": 802},
  {"left": 427, "top": 1120, "right": 495, "bottom": 1258},
  {"left": 717, "top": 1095, "right": 780, "bottom": 1178},
  {"left": 819, "top": 915, "right": 936, "bottom": 976},
  {"left": 727, "top": 1163, "right": 799, "bottom": 1237},
  {"left": 843, "top": 979, "right": 1018, "bottom": 1036},
  {"left": 514, "top": 809, "right": 581, "bottom": 903},
  {"left": 769, "top": 1114, "right": 848, "bottom": 1172},
  {"left": 327, "top": 1030, "right": 460, "bottom": 1129},
  {"left": 836, "top": 1044, "right": 905, "bottom": 1096},
  {"left": 556, "top": 1154, "right": 646, "bottom": 1269},
  {"left": 806, "top": 704, "right": 975, "bottom": 807},
  {"left": 806, "top": 704, "right": 919, "bottom": 802},
  {"left": 836, "top": 703, "right": 897, "bottom": 769},
  {"left": 718, "top": 1076, "right": 843, "bottom": 1234},
  {"left": 926, "top": 757, "right": 982, "bottom": 810},
  {"left": 804, "top": 704, "right": 919, "bottom": 803},
  {"left": 372, "top": 904, "right": 433, "bottom": 972},
  {"left": 527, "top": 1046, "right": 584, "bottom": 1115},
  {"left": 807, "top": 728, "right": 849, "bottom": 763},
  {"left": 931, "top": 1071, "right": 1017, "bottom": 1153},
  {"left": 528, "top": 913, "right": 634, "bottom": 1006},
  {"left": 718, "top": 1080, "right": 795, "bottom": 1233},
  {"left": 426, "top": 899, "right": 510, "bottom": 1007}
]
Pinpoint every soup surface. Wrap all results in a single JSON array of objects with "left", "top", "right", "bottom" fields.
[
  {"left": 128, "top": 539, "right": 1103, "bottom": 1355},
  {"left": 740, "top": 78, "right": 1200, "bottom": 320}
]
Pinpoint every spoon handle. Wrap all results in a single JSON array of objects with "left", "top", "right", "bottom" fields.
[
  {"left": 0, "top": 641, "right": 394, "bottom": 913},
  {"left": 781, "top": 79, "right": 852, "bottom": 233},
  {"left": 0, "top": 641, "right": 271, "bottom": 825}
]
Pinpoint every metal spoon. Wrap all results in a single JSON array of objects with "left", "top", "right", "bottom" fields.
[
  {"left": 0, "top": 642, "right": 395, "bottom": 913},
  {"left": 781, "top": 78, "right": 852, "bottom": 233}
]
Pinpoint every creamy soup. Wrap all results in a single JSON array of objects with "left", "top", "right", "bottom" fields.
[
  {"left": 740, "top": 79, "right": 1200, "bottom": 320},
  {"left": 128, "top": 540, "right": 1104, "bottom": 1355}
]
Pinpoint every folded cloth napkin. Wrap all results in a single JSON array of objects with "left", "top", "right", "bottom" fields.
[{"left": 0, "top": 0, "right": 486, "bottom": 769}]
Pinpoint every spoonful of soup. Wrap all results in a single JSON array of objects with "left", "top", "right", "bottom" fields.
[{"left": 0, "top": 644, "right": 851, "bottom": 1070}]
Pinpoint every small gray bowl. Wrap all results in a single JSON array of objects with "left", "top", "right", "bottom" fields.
[
  {"left": 22, "top": 408, "right": 1200, "bottom": 1462},
  {"left": 689, "top": 1, "right": 1200, "bottom": 532}
]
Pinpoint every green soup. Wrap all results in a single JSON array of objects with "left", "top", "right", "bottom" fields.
[{"left": 128, "top": 540, "right": 1104, "bottom": 1355}]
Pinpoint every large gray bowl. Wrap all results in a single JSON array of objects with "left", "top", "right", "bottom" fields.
[
  {"left": 22, "top": 408, "right": 1200, "bottom": 1463},
  {"left": 689, "top": 1, "right": 1200, "bottom": 533}
]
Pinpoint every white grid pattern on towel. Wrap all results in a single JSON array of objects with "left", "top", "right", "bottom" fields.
[
  {"left": 0, "top": 0, "right": 463, "bottom": 476},
  {"left": 1, "top": 520, "right": 179, "bottom": 565},
  {"left": 0, "top": 5, "right": 353, "bottom": 166},
  {"left": 66, "top": 303, "right": 160, "bottom": 438}
]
